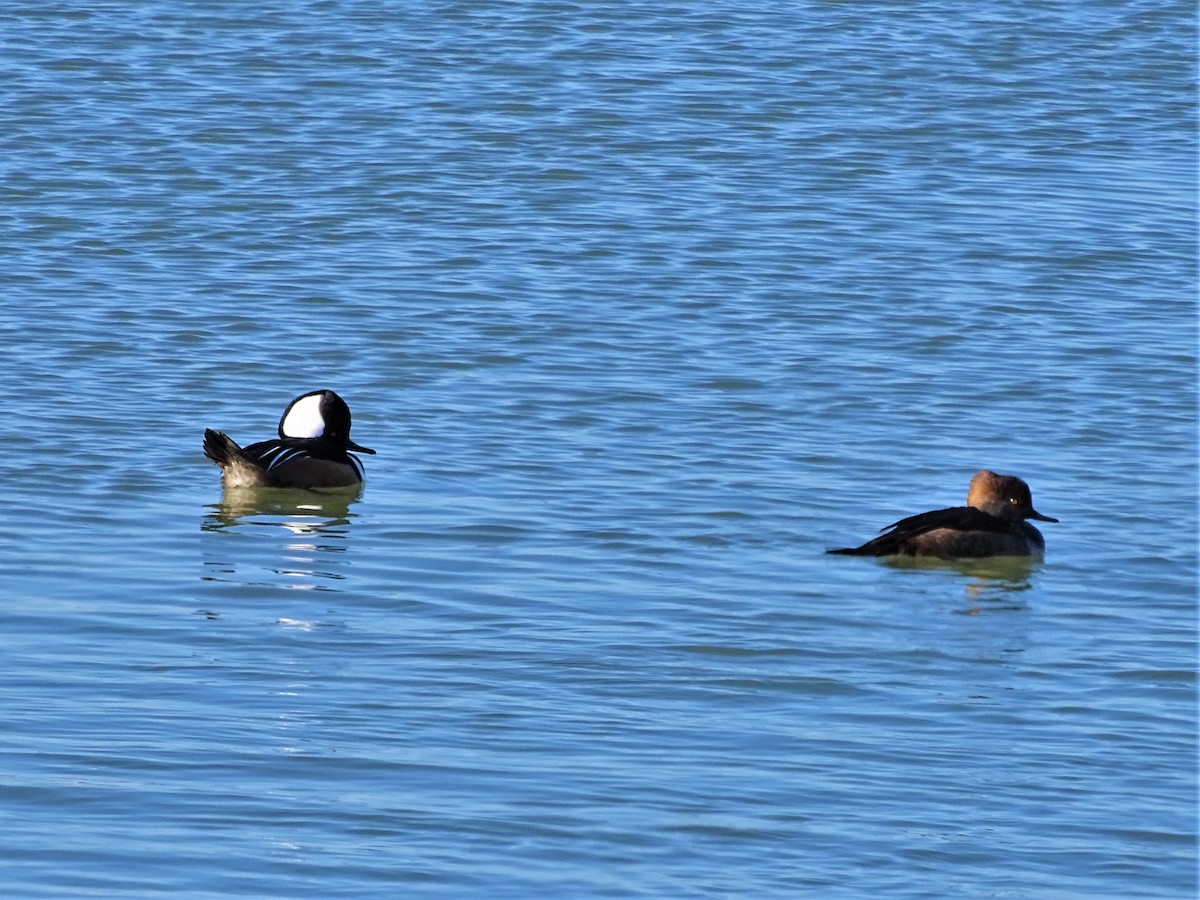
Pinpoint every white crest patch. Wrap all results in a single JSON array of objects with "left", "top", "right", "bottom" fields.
[{"left": 281, "top": 393, "right": 326, "bottom": 439}]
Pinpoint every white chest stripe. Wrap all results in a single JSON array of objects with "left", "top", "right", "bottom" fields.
[{"left": 267, "top": 448, "right": 309, "bottom": 471}]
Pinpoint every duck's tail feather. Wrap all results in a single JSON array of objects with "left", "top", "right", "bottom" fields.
[
  {"left": 203, "top": 429, "right": 270, "bottom": 487},
  {"left": 203, "top": 429, "right": 242, "bottom": 466}
]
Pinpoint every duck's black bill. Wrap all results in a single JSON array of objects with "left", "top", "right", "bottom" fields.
[
  {"left": 348, "top": 440, "right": 376, "bottom": 455},
  {"left": 1029, "top": 510, "right": 1058, "bottom": 522}
]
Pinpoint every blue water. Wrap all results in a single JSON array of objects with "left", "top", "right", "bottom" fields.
[{"left": 1, "top": 2, "right": 1196, "bottom": 897}]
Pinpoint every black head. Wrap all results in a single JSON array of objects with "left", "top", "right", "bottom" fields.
[{"left": 278, "top": 389, "right": 375, "bottom": 454}]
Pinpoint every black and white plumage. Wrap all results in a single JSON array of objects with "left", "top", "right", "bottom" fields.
[
  {"left": 827, "top": 470, "right": 1057, "bottom": 559},
  {"left": 203, "top": 389, "right": 375, "bottom": 489}
]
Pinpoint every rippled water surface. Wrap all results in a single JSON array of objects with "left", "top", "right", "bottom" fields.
[{"left": 2, "top": 2, "right": 1196, "bottom": 897}]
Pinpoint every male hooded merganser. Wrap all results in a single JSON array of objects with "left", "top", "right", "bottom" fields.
[
  {"left": 203, "top": 389, "right": 375, "bottom": 489},
  {"left": 827, "top": 470, "right": 1057, "bottom": 559}
]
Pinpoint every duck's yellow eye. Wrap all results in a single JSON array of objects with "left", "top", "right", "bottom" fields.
[{"left": 1009, "top": 497, "right": 1020, "bottom": 504}]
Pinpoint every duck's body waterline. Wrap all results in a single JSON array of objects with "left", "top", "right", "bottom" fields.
[
  {"left": 203, "top": 390, "right": 375, "bottom": 490},
  {"left": 828, "top": 470, "right": 1057, "bottom": 559}
]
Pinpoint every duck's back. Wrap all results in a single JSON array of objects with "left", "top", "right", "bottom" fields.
[
  {"left": 240, "top": 437, "right": 365, "bottom": 488},
  {"left": 204, "top": 430, "right": 364, "bottom": 489},
  {"left": 828, "top": 506, "right": 1045, "bottom": 559}
]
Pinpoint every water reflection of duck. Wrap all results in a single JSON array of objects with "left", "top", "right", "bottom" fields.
[
  {"left": 828, "top": 470, "right": 1058, "bottom": 559},
  {"left": 203, "top": 389, "right": 375, "bottom": 489},
  {"left": 200, "top": 487, "right": 358, "bottom": 595},
  {"left": 202, "top": 486, "right": 358, "bottom": 533}
]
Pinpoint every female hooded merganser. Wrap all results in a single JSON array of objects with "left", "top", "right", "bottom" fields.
[
  {"left": 827, "top": 470, "right": 1057, "bottom": 559},
  {"left": 203, "top": 389, "right": 375, "bottom": 489}
]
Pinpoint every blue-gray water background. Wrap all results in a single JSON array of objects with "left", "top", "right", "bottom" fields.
[{"left": 1, "top": 2, "right": 1196, "bottom": 897}]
